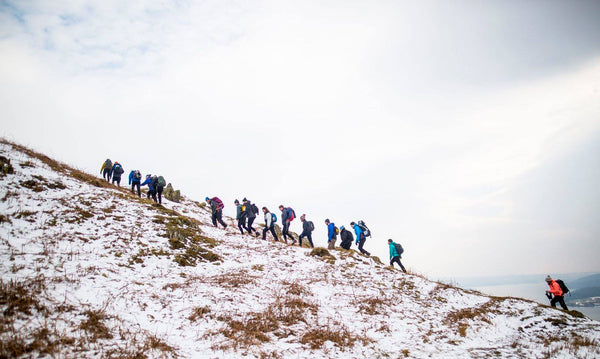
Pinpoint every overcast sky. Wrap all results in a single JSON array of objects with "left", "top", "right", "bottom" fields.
[{"left": 1, "top": 0, "right": 599, "bottom": 278}]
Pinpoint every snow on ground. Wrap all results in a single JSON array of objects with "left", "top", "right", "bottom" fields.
[{"left": 1, "top": 140, "right": 599, "bottom": 358}]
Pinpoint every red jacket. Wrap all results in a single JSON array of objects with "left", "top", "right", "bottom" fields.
[{"left": 547, "top": 280, "right": 563, "bottom": 296}]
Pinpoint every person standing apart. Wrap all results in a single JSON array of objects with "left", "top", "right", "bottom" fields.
[
  {"left": 388, "top": 239, "right": 407, "bottom": 273},
  {"left": 545, "top": 276, "right": 569, "bottom": 310},
  {"left": 298, "top": 214, "right": 315, "bottom": 248},
  {"left": 262, "top": 207, "right": 278, "bottom": 241},
  {"left": 351, "top": 221, "right": 370, "bottom": 256}
]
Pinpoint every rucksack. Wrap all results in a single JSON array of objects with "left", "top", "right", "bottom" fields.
[
  {"left": 133, "top": 170, "right": 141, "bottom": 180},
  {"left": 213, "top": 197, "right": 224, "bottom": 210},
  {"left": 104, "top": 159, "right": 112, "bottom": 168},
  {"left": 271, "top": 213, "right": 277, "bottom": 223},
  {"left": 252, "top": 203, "right": 259, "bottom": 215},
  {"left": 113, "top": 164, "right": 124, "bottom": 175},
  {"left": 288, "top": 208, "right": 296, "bottom": 221},
  {"left": 334, "top": 226, "right": 339, "bottom": 235},
  {"left": 157, "top": 176, "right": 166, "bottom": 187},
  {"left": 556, "top": 279, "right": 569, "bottom": 295},
  {"left": 358, "top": 220, "right": 371, "bottom": 237},
  {"left": 309, "top": 221, "right": 314, "bottom": 231},
  {"left": 394, "top": 243, "right": 404, "bottom": 256}
]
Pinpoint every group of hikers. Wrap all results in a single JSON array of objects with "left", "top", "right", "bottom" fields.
[
  {"left": 204, "top": 196, "right": 408, "bottom": 273},
  {"left": 100, "top": 159, "right": 577, "bottom": 311},
  {"left": 100, "top": 159, "right": 167, "bottom": 204}
]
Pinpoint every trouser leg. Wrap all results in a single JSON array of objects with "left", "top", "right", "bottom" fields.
[
  {"left": 247, "top": 217, "right": 255, "bottom": 233},
  {"left": 134, "top": 182, "right": 140, "bottom": 197},
  {"left": 551, "top": 296, "right": 569, "bottom": 310},
  {"left": 307, "top": 233, "right": 314, "bottom": 248},
  {"left": 237, "top": 219, "right": 245, "bottom": 234},
  {"left": 282, "top": 222, "right": 290, "bottom": 242},
  {"left": 157, "top": 187, "right": 163, "bottom": 204},
  {"left": 217, "top": 210, "right": 227, "bottom": 228},
  {"left": 270, "top": 225, "right": 278, "bottom": 241},
  {"left": 358, "top": 238, "right": 370, "bottom": 255},
  {"left": 212, "top": 213, "right": 218, "bottom": 226}
]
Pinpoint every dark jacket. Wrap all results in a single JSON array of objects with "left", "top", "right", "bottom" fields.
[
  {"left": 208, "top": 197, "right": 224, "bottom": 213},
  {"left": 236, "top": 204, "right": 243, "bottom": 220},
  {"left": 340, "top": 229, "right": 353, "bottom": 249},
  {"left": 301, "top": 220, "right": 313, "bottom": 235},
  {"left": 243, "top": 202, "right": 256, "bottom": 219}
]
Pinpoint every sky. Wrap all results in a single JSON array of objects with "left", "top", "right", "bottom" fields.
[{"left": 1, "top": 0, "right": 599, "bottom": 278}]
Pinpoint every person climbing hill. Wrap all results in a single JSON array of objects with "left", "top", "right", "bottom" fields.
[
  {"left": 298, "top": 214, "right": 315, "bottom": 248},
  {"left": 243, "top": 198, "right": 258, "bottom": 236},
  {"left": 262, "top": 207, "right": 278, "bottom": 241},
  {"left": 325, "top": 219, "right": 337, "bottom": 249},
  {"left": 111, "top": 162, "right": 124, "bottom": 187},
  {"left": 351, "top": 221, "right": 370, "bottom": 256},
  {"left": 206, "top": 196, "right": 227, "bottom": 229},
  {"left": 279, "top": 205, "right": 296, "bottom": 244},
  {"left": 140, "top": 174, "right": 157, "bottom": 202},
  {"left": 128, "top": 169, "right": 142, "bottom": 197},
  {"left": 235, "top": 199, "right": 248, "bottom": 234},
  {"left": 545, "top": 275, "right": 569, "bottom": 310},
  {"left": 388, "top": 239, "right": 406, "bottom": 273},
  {"left": 100, "top": 159, "right": 113, "bottom": 181},
  {"left": 339, "top": 226, "right": 353, "bottom": 250}
]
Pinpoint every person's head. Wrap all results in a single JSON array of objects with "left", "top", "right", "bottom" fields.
[
  {"left": 300, "top": 214, "right": 306, "bottom": 221},
  {"left": 325, "top": 219, "right": 330, "bottom": 224},
  {"left": 262, "top": 206, "right": 269, "bottom": 213},
  {"left": 234, "top": 199, "right": 239, "bottom": 205},
  {"left": 350, "top": 221, "right": 356, "bottom": 226},
  {"left": 545, "top": 275, "right": 553, "bottom": 283},
  {"left": 279, "top": 205, "right": 284, "bottom": 210},
  {"left": 243, "top": 197, "right": 248, "bottom": 203},
  {"left": 205, "top": 197, "right": 210, "bottom": 202},
  {"left": 388, "top": 239, "right": 393, "bottom": 244},
  {"left": 146, "top": 174, "right": 152, "bottom": 179},
  {"left": 340, "top": 225, "right": 345, "bottom": 231}
]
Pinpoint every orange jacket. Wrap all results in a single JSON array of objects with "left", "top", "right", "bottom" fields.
[{"left": 547, "top": 280, "right": 563, "bottom": 296}]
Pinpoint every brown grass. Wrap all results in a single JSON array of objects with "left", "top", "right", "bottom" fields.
[
  {"left": 79, "top": 310, "right": 113, "bottom": 341},
  {"left": 300, "top": 320, "right": 365, "bottom": 350}
]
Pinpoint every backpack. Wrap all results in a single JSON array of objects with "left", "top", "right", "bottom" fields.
[
  {"left": 213, "top": 197, "right": 224, "bottom": 210},
  {"left": 358, "top": 220, "right": 371, "bottom": 237},
  {"left": 271, "top": 213, "right": 277, "bottom": 223},
  {"left": 288, "top": 208, "right": 296, "bottom": 221},
  {"left": 113, "top": 164, "right": 124, "bottom": 175},
  {"left": 394, "top": 243, "right": 404, "bottom": 256},
  {"left": 309, "top": 221, "right": 314, "bottom": 231},
  {"left": 133, "top": 170, "right": 141, "bottom": 180},
  {"left": 104, "top": 159, "right": 112, "bottom": 168},
  {"left": 334, "top": 226, "right": 339, "bottom": 235},
  {"left": 252, "top": 203, "right": 259, "bottom": 215},
  {"left": 157, "top": 176, "right": 166, "bottom": 187},
  {"left": 556, "top": 279, "right": 569, "bottom": 295}
]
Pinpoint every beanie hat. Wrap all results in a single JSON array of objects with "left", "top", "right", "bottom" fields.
[
  {"left": 325, "top": 218, "right": 330, "bottom": 223},
  {"left": 205, "top": 197, "right": 210, "bottom": 201},
  {"left": 234, "top": 199, "right": 239, "bottom": 204},
  {"left": 545, "top": 275, "right": 553, "bottom": 283},
  {"left": 243, "top": 197, "right": 248, "bottom": 202}
]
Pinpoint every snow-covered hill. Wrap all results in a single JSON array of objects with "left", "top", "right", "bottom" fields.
[{"left": 1, "top": 139, "right": 599, "bottom": 359}]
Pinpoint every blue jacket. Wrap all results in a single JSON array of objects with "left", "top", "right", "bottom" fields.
[
  {"left": 389, "top": 242, "right": 400, "bottom": 259},
  {"left": 128, "top": 171, "right": 141, "bottom": 184},
  {"left": 327, "top": 222, "right": 336, "bottom": 241},
  {"left": 140, "top": 176, "right": 154, "bottom": 191},
  {"left": 353, "top": 224, "right": 364, "bottom": 244}
]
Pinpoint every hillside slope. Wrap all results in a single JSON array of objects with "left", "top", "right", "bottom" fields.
[{"left": 1, "top": 140, "right": 599, "bottom": 359}]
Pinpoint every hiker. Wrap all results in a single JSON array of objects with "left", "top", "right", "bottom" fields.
[
  {"left": 262, "top": 207, "right": 278, "bottom": 241},
  {"left": 155, "top": 175, "right": 166, "bottom": 204},
  {"left": 234, "top": 199, "right": 248, "bottom": 234},
  {"left": 279, "top": 205, "right": 296, "bottom": 244},
  {"left": 243, "top": 198, "right": 258, "bottom": 236},
  {"left": 140, "top": 175, "right": 157, "bottom": 202},
  {"left": 339, "top": 225, "right": 353, "bottom": 250},
  {"left": 351, "top": 221, "right": 370, "bottom": 256},
  {"left": 111, "top": 162, "right": 124, "bottom": 187},
  {"left": 128, "top": 170, "right": 142, "bottom": 197},
  {"left": 325, "top": 219, "right": 337, "bottom": 249},
  {"left": 545, "top": 276, "right": 569, "bottom": 310},
  {"left": 206, "top": 197, "right": 227, "bottom": 229},
  {"left": 298, "top": 214, "right": 315, "bottom": 248},
  {"left": 388, "top": 239, "right": 407, "bottom": 273},
  {"left": 100, "top": 159, "right": 113, "bottom": 181}
]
